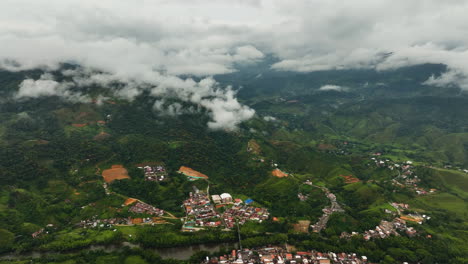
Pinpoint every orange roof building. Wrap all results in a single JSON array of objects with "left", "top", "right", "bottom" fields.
[
  {"left": 178, "top": 166, "right": 209, "bottom": 181},
  {"left": 132, "top": 218, "right": 143, "bottom": 224}
]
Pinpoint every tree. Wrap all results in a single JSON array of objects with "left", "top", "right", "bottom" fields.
[
  {"left": 0, "top": 228, "right": 15, "bottom": 252},
  {"left": 124, "top": 255, "right": 149, "bottom": 264}
]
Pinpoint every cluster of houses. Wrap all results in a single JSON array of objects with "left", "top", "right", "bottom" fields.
[
  {"left": 340, "top": 203, "right": 430, "bottom": 241},
  {"left": 77, "top": 216, "right": 167, "bottom": 228},
  {"left": 222, "top": 204, "right": 270, "bottom": 228},
  {"left": 137, "top": 163, "right": 168, "bottom": 182},
  {"left": 125, "top": 199, "right": 165, "bottom": 216},
  {"left": 341, "top": 217, "right": 417, "bottom": 241},
  {"left": 182, "top": 188, "right": 270, "bottom": 230},
  {"left": 31, "top": 224, "right": 55, "bottom": 238},
  {"left": 203, "top": 246, "right": 369, "bottom": 264},
  {"left": 371, "top": 158, "right": 437, "bottom": 195},
  {"left": 389, "top": 203, "right": 430, "bottom": 224},
  {"left": 78, "top": 217, "right": 130, "bottom": 228},
  {"left": 371, "top": 157, "right": 414, "bottom": 172},
  {"left": 183, "top": 190, "right": 221, "bottom": 230},
  {"left": 441, "top": 164, "right": 468, "bottom": 174},
  {"left": 309, "top": 184, "right": 344, "bottom": 233}
]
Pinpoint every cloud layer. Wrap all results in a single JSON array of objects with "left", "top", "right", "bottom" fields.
[{"left": 1, "top": 0, "right": 468, "bottom": 128}]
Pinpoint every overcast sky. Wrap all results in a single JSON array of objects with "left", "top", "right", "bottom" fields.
[{"left": 1, "top": 0, "right": 467, "bottom": 129}]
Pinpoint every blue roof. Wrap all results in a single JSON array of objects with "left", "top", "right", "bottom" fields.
[{"left": 245, "top": 199, "right": 254, "bottom": 204}]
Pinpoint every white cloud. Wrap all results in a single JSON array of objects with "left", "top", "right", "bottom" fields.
[
  {"left": 16, "top": 73, "right": 89, "bottom": 102},
  {"left": 319, "top": 85, "right": 347, "bottom": 92},
  {"left": 424, "top": 70, "right": 468, "bottom": 90},
  {"left": 200, "top": 89, "right": 255, "bottom": 130},
  {"left": 263, "top": 116, "right": 276, "bottom": 121}
]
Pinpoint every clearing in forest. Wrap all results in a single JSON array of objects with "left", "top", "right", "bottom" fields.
[
  {"left": 178, "top": 166, "right": 209, "bottom": 181},
  {"left": 247, "top": 139, "right": 262, "bottom": 154},
  {"left": 272, "top": 168, "right": 288, "bottom": 178},
  {"left": 102, "top": 165, "right": 130, "bottom": 183},
  {"left": 340, "top": 174, "right": 360, "bottom": 184}
]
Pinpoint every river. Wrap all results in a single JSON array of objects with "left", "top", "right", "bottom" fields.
[{"left": 0, "top": 242, "right": 239, "bottom": 261}]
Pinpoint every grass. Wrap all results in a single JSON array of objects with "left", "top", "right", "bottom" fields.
[
  {"left": 410, "top": 192, "right": 468, "bottom": 218},
  {"left": 362, "top": 202, "right": 397, "bottom": 214},
  {"left": 433, "top": 168, "right": 468, "bottom": 195},
  {"left": 40, "top": 228, "right": 121, "bottom": 251},
  {"left": 168, "top": 141, "right": 185, "bottom": 149},
  {"left": 116, "top": 226, "right": 138, "bottom": 240},
  {"left": 0, "top": 190, "right": 9, "bottom": 211},
  {"left": 64, "top": 124, "right": 100, "bottom": 138}
]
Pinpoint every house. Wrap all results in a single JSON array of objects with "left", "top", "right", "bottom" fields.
[
  {"left": 211, "top": 195, "right": 222, "bottom": 204},
  {"left": 132, "top": 218, "right": 143, "bottom": 224},
  {"left": 32, "top": 228, "right": 44, "bottom": 238},
  {"left": 220, "top": 193, "right": 233, "bottom": 203},
  {"left": 318, "top": 258, "right": 331, "bottom": 264}
]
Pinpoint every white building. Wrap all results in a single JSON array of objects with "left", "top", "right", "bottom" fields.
[
  {"left": 211, "top": 195, "right": 222, "bottom": 204},
  {"left": 220, "top": 193, "right": 233, "bottom": 203}
]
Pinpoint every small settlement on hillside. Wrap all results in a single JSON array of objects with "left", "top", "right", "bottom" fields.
[
  {"left": 137, "top": 162, "right": 168, "bottom": 182},
  {"left": 77, "top": 198, "right": 166, "bottom": 229}
]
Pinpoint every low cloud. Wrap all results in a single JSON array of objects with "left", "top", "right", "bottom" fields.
[
  {"left": 423, "top": 70, "right": 468, "bottom": 90},
  {"left": 1, "top": 0, "right": 468, "bottom": 129},
  {"left": 199, "top": 89, "right": 255, "bottom": 130},
  {"left": 319, "top": 85, "right": 347, "bottom": 92},
  {"left": 263, "top": 115, "right": 277, "bottom": 121},
  {"left": 153, "top": 99, "right": 199, "bottom": 116},
  {"left": 16, "top": 69, "right": 255, "bottom": 130},
  {"left": 16, "top": 73, "right": 89, "bottom": 102}
]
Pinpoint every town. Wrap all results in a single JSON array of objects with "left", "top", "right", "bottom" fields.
[
  {"left": 182, "top": 186, "right": 270, "bottom": 230},
  {"left": 202, "top": 246, "right": 369, "bottom": 264},
  {"left": 183, "top": 188, "right": 222, "bottom": 230}
]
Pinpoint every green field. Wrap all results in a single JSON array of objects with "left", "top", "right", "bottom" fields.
[{"left": 410, "top": 193, "right": 468, "bottom": 217}]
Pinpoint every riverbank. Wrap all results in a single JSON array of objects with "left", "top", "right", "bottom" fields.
[{"left": 0, "top": 241, "right": 239, "bottom": 261}]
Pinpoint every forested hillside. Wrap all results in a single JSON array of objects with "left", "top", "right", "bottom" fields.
[{"left": 0, "top": 65, "right": 467, "bottom": 263}]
